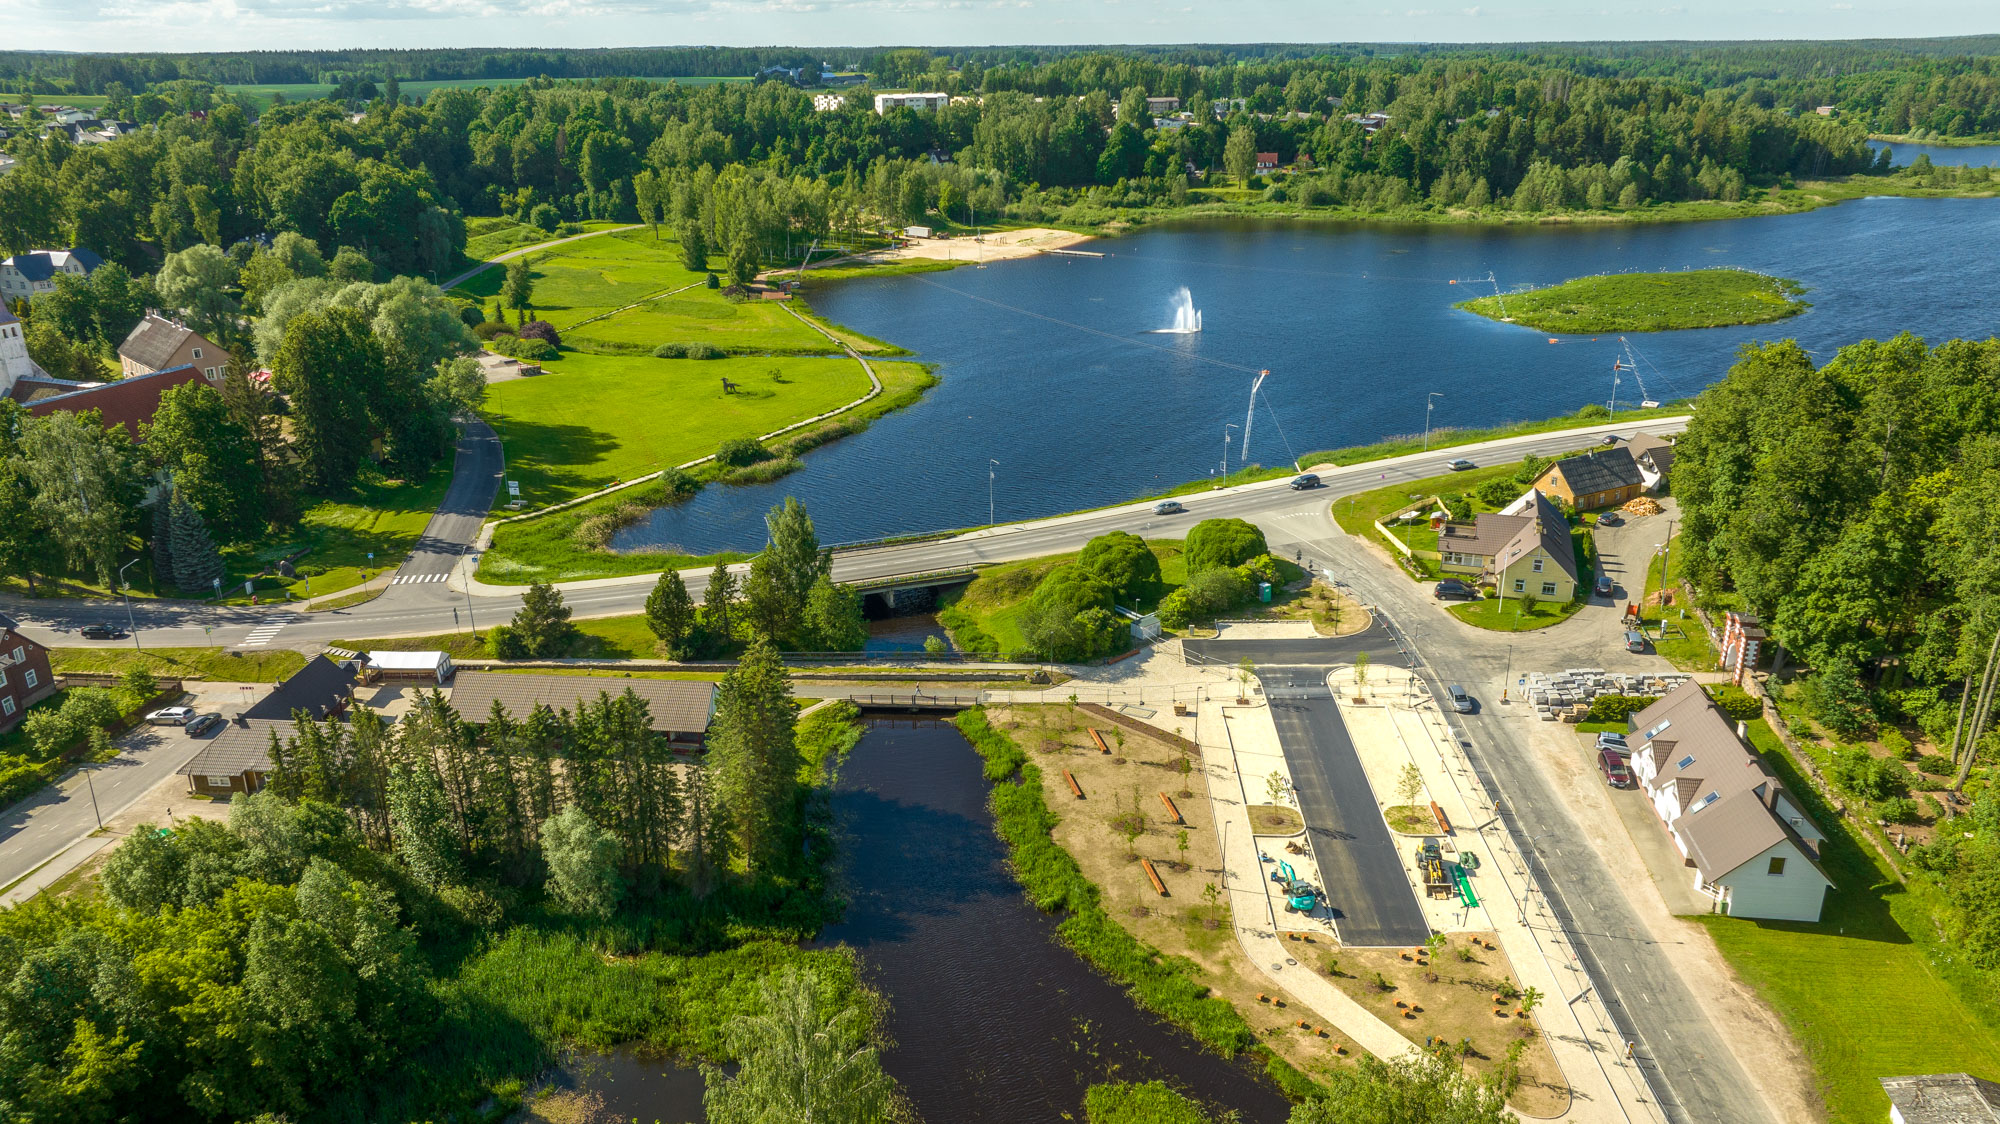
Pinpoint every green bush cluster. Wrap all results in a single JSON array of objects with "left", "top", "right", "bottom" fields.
[
  {"left": 1706, "top": 684, "right": 1763, "bottom": 722},
  {"left": 488, "top": 334, "right": 559, "bottom": 361},
  {"left": 1085, "top": 1081, "right": 1213, "bottom": 1124},
  {"left": 715, "top": 437, "right": 770, "bottom": 467},
  {"left": 21, "top": 689, "right": 122, "bottom": 760},
  {"left": 953, "top": 708, "right": 1256, "bottom": 1056},
  {"left": 1184, "top": 517, "right": 1268, "bottom": 575},
  {"left": 1828, "top": 745, "right": 1910, "bottom": 802},
  {"left": 1018, "top": 564, "right": 1127, "bottom": 663},
  {"left": 652, "top": 342, "right": 727, "bottom": 359},
  {"left": 1474, "top": 477, "right": 1521, "bottom": 508},
  {"left": 1437, "top": 491, "right": 1472, "bottom": 520},
  {"left": 1157, "top": 554, "right": 1283, "bottom": 630},
  {"left": 1583, "top": 694, "right": 1658, "bottom": 724}
]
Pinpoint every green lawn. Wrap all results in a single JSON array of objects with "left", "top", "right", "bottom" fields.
[
  {"left": 47, "top": 647, "right": 306, "bottom": 682},
  {"left": 567, "top": 293, "right": 837, "bottom": 353},
  {"left": 214, "top": 463, "right": 454, "bottom": 603},
  {"left": 480, "top": 353, "right": 877, "bottom": 507},
  {"left": 1456, "top": 268, "right": 1807, "bottom": 334},
  {"left": 1446, "top": 593, "right": 1582, "bottom": 631},
  {"left": 1302, "top": 402, "right": 1691, "bottom": 468},
  {"left": 453, "top": 228, "right": 707, "bottom": 328},
  {"left": 1639, "top": 534, "right": 1722, "bottom": 671},
  {"left": 1702, "top": 719, "right": 2000, "bottom": 1123}
]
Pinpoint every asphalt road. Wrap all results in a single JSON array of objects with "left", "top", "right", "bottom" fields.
[
  {"left": 2, "top": 417, "right": 1689, "bottom": 653},
  {"left": 386, "top": 416, "right": 505, "bottom": 585},
  {"left": 1186, "top": 632, "right": 1432, "bottom": 947},
  {"left": 1255, "top": 512, "right": 1774, "bottom": 1124},
  {"left": 0, "top": 720, "right": 208, "bottom": 894}
]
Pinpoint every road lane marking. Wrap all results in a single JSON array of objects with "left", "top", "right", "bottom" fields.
[
  {"left": 240, "top": 615, "right": 295, "bottom": 647},
  {"left": 390, "top": 573, "right": 449, "bottom": 585}
]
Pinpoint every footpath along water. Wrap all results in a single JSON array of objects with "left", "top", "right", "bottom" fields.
[
  {"left": 621, "top": 196, "right": 2000, "bottom": 554},
  {"left": 819, "top": 716, "right": 1291, "bottom": 1124}
]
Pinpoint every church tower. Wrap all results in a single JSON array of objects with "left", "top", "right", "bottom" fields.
[{"left": 0, "top": 304, "right": 46, "bottom": 397}]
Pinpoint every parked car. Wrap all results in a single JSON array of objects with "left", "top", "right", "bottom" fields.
[
  {"left": 1596, "top": 731, "right": 1629, "bottom": 752},
  {"left": 1289, "top": 473, "right": 1320, "bottom": 490},
  {"left": 1624, "top": 629, "right": 1649, "bottom": 653},
  {"left": 145, "top": 706, "right": 197, "bottom": 727},
  {"left": 79, "top": 623, "right": 124, "bottom": 640},
  {"left": 1446, "top": 684, "right": 1476, "bottom": 714},
  {"left": 1601, "top": 434, "right": 1621, "bottom": 446},
  {"left": 1595, "top": 573, "right": 1614, "bottom": 597},
  {"left": 1445, "top": 458, "right": 1476, "bottom": 471},
  {"left": 1154, "top": 500, "right": 1186, "bottom": 515},
  {"left": 1432, "top": 579, "right": 1476, "bottom": 601},
  {"left": 183, "top": 713, "right": 225, "bottom": 737},
  {"left": 1599, "top": 747, "right": 1635, "bottom": 788},
  {"left": 1596, "top": 511, "right": 1624, "bottom": 527}
]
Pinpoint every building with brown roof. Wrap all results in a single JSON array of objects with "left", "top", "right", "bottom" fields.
[
  {"left": 1626, "top": 682, "right": 1832, "bottom": 921},
  {"left": 118, "top": 311, "right": 231, "bottom": 381},
  {"left": 0, "top": 612, "right": 57, "bottom": 733},
  {"left": 18, "top": 363, "right": 210, "bottom": 439},
  {"left": 1531, "top": 446, "right": 1645, "bottom": 510},
  {"left": 178, "top": 719, "right": 291, "bottom": 797},
  {"left": 1436, "top": 489, "right": 1579, "bottom": 601},
  {"left": 449, "top": 672, "right": 715, "bottom": 748}
]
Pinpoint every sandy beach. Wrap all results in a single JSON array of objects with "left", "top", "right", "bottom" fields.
[{"left": 845, "top": 226, "right": 1095, "bottom": 264}]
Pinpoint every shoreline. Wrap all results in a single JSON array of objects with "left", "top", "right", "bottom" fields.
[{"left": 1869, "top": 132, "right": 2000, "bottom": 148}]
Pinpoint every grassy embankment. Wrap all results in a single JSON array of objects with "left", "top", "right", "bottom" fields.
[
  {"left": 46, "top": 647, "right": 306, "bottom": 681},
  {"left": 1697, "top": 716, "right": 2000, "bottom": 1124},
  {"left": 461, "top": 226, "right": 939, "bottom": 586},
  {"left": 954, "top": 708, "right": 1321, "bottom": 1100},
  {"left": 1332, "top": 461, "right": 1596, "bottom": 632},
  {"left": 1636, "top": 534, "right": 1721, "bottom": 671},
  {"left": 1455, "top": 269, "right": 1808, "bottom": 334}
]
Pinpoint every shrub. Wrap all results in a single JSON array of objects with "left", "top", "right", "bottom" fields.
[
  {"left": 528, "top": 203, "right": 561, "bottom": 233},
  {"left": 1917, "top": 753, "right": 1954, "bottom": 776},
  {"left": 715, "top": 437, "right": 770, "bottom": 467},
  {"left": 491, "top": 335, "right": 558, "bottom": 361},
  {"left": 1512, "top": 454, "right": 1552, "bottom": 486},
  {"left": 1828, "top": 746, "right": 1909, "bottom": 802},
  {"left": 720, "top": 456, "right": 802, "bottom": 486},
  {"left": 1877, "top": 796, "right": 1922, "bottom": 824},
  {"left": 1184, "top": 517, "right": 1268, "bottom": 574},
  {"left": 23, "top": 689, "right": 122, "bottom": 760},
  {"left": 1706, "top": 684, "right": 1762, "bottom": 723},
  {"left": 1802, "top": 658, "right": 1876, "bottom": 736},
  {"left": 1438, "top": 491, "right": 1472, "bottom": 520},
  {"left": 517, "top": 319, "right": 561, "bottom": 347},
  {"left": 1475, "top": 477, "right": 1520, "bottom": 508},
  {"left": 1880, "top": 729, "right": 1915, "bottom": 759},
  {"left": 652, "top": 342, "right": 726, "bottom": 359},
  {"left": 473, "top": 321, "right": 513, "bottom": 341},
  {"left": 1585, "top": 694, "right": 1658, "bottom": 724},
  {"left": 489, "top": 625, "right": 528, "bottom": 659},
  {"left": 1077, "top": 531, "right": 1161, "bottom": 601},
  {"left": 455, "top": 302, "right": 484, "bottom": 328},
  {"left": 1576, "top": 403, "right": 1611, "bottom": 419}
]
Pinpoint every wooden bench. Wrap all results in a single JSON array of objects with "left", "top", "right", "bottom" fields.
[
  {"left": 1140, "top": 858, "right": 1168, "bottom": 896},
  {"left": 1158, "top": 792, "right": 1184, "bottom": 824},
  {"left": 1088, "top": 728, "right": 1112, "bottom": 754},
  {"left": 1064, "top": 770, "right": 1084, "bottom": 799},
  {"left": 1430, "top": 801, "right": 1452, "bottom": 834}
]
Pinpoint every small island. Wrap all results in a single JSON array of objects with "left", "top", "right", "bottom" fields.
[{"left": 1456, "top": 268, "right": 1809, "bottom": 333}]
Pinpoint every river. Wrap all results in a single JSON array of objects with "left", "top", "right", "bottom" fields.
[
  {"left": 1870, "top": 138, "right": 2000, "bottom": 166},
  {"left": 617, "top": 195, "right": 2000, "bottom": 555}
]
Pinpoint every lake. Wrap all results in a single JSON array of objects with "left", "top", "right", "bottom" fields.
[
  {"left": 1870, "top": 139, "right": 2000, "bottom": 167},
  {"left": 618, "top": 196, "right": 2000, "bottom": 554}
]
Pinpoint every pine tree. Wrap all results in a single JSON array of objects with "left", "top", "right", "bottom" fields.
[
  {"left": 542, "top": 804, "right": 623, "bottom": 918},
  {"left": 703, "top": 561, "right": 738, "bottom": 650},
  {"left": 521, "top": 702, "right": 563, "bottom": 831},
  {"left": 151, "top": 494, "right": 176, "bottom": 594},
  {"left": 387, "top": 761, "right": 463, "bottom": 890},
  {"left": 744, "top": 498, "right": 829, "bottom": 646},
  {"left": 704, "top": 636, "right": 799, "bottom": 873},
  {"left": 168, "top": 488, "right": 223, "bottom": 594},
  {"left": 646, "top": 569, "right": 699, "bottom": 659},
  {"left": 510, "top": 580, "right": 577, "bottom": 657}
]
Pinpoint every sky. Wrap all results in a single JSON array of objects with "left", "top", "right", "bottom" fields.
[{"left": 11, "top": 0, "right": 2000, "bottom": 56}]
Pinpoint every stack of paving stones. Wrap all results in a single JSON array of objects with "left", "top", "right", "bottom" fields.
[{"left": 1521, "top": 669, "right": 1695, "bottom": 722}]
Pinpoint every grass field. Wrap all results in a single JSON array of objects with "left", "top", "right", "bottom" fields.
[
  {"left": 481, "top": 353, "right": 875, "bottom": 506},
  {"left": 453, "top": 227, "right": 707, "bottom": 327},
  {"left": 213, "top": 462, "right": 454, "bottom": 603},
  {"left": 1701, "top": 719, "right": 2000, "bottom": 1123},
  {"left": 1301, "top": 403, "right": 1690, "bottom": 468},
  {"left": 47, "top": 647, "right": 307, "bottom": 682},
  {"left": 1446, "top": 590, "right": 1582, "bottom": 631},
  {"left": 1456, "top": 269, "right": 1808, "bottom": 334},
  {"left": 1639, "top": 534, "right": 1721, "bottom": 670},
  {"left": 567, "top": 293, "right": 836, "bottom": 352}
]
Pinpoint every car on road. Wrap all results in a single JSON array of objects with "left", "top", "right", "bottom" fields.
[
  {"left": 1596, "top": 731, "right": 1629, "bottom": 752},
  {"left": 1432, "top": 579, "right": 1476, "bottom": 601},
  {"left": 79, "top": 623, "right": 125, "bottom": 640},
  {"left": 1624, "top": 629, "right": 1649, "bottom": 653},
  {"left": 1596, "top": 510, "right": 1624, "bottom": 527},
  {"left": 1154, "top": 500, "right": 1186, "bottom": 515},
  {"left": 1594, "top": 573, "right": 1614, "bottom": 598},
  {"left": 1446, "top": 684, "right": 1476, "bottom": 713},
  {"left": 1599, "top": 747, "right": 1635, "bottom": 788},
  {"left": 1289, "top": 473, "right": 1320, "bottom": 490},
  {"left": 183, "top": 713, "right": 225, "bottom": 737},
  {"left": 1445, "top": 458, "right": 1476, "bottom": 471},
  {"left": 145, "top": 706, "right": 197, "bottom": 727}
]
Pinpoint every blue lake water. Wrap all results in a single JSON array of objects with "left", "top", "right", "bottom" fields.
[
  {"left": 1871, "top": 139, "right": 2000, "bottom": 167},
  {"left": 618, "top": 197, "right": 2000, "bottom": 554}
]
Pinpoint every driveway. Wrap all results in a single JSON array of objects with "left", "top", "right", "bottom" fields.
[
  {"left": 1186, "top": 630, "right": 1432, "bottom": 948},
  {"left": 387, "top": 415, "right": 505, "bottom": 585}
]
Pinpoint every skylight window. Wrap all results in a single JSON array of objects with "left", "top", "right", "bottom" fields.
[
  {"left": 1677, "top": 754, "right": 1696, "bottom": 770},
  {"left": 1691, "top": 791, "right": 1720, "bottom": 812},
  {"left": 1644, "top": 718, "right": 1673, "bottom": 739}
]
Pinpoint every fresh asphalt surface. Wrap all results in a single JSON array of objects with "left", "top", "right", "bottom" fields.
[
  {"left": 0, "top": 414, "right": 1779, "bottom": 1123},
  {"left": 390, "top": 415, "right": 505, "bottom": 583},
  {"left": 1185, "top": 631, "right": 1432, "bottom": 948}
]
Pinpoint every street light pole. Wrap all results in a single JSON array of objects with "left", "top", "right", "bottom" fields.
[
  {"left": 1222, "top": 423, "right": 1237, "bottom": 477},
  {"left": 84, "top": 768, "right": 102, "bottom": 829},
  {"left": 1424, "top": 391, "right": 1445, "bottom": 451},
  {"left": 988, "top": 458, "right": 999, "bottom": 526},
  {"left": 116, "top": 557, "right": 142, "bottom": 651}
]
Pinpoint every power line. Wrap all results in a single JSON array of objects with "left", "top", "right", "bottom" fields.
[{"left": 905, "top": 275, "right": 1268, "bottom": 375}]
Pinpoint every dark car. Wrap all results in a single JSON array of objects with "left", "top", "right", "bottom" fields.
[
  {"left": 1445, "top": 458, "right": 1476, "bottom": 471},
  {"left": 1289, "top": 473, "right": 1321, "bottom": 490},
  {"left": 1595, "top": 573, "right": 1614, "bottom": 598},
  {"left": 184, "top": 713, "right": 225, "bottom": 737},
  {"left": 1596, "top": 511, "right": 1624, "bottom": 527},
  {"left": 1599, "top": 747, "right": 1634, "bottom": 788},
  {"left": 79, "top": 623, "right": 124, "bottom": 640},
  {"left": 1433, "top": 579, "right": 1476, "bottom": 601},
  {"left": 1154, "top": 500, "right": 1186, "bottom": 515}
]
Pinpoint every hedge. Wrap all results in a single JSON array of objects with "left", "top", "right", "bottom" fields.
[{"left": 1584, "top": 694, "right": 1658, "bottom": 724}]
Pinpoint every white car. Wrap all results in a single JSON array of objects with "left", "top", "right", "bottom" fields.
[{"left": 145, "top": 706, "right": 197, "bottom": 727}]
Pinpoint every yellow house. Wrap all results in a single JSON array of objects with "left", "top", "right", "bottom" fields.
[
  {"left": 1489, "top": 491, "right": 1578, "bottom": 602},
  {"left": 1532, "top": 447, "right": 1644, "bottom": 511}
]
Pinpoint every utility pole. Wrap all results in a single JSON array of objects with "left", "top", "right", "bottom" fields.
[
  {"left": 1221, "top": 423, "right": 1237, "bottom": 476},
  {"left": 1424, "top": 391, "right": 1445, "bottom": 451},
  {"left": 988, "top": 458, "right": 999, "bottom": 526},
  {"left": 117, "top": 557, "right": 142, "bottom": 651}
]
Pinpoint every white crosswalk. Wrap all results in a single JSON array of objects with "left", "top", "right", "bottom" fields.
[
  {"left": 390, "top": 572, "right": 449, "bottom": 585},
  {"left": 240, "top": 614, "right": 295, "bottom": 648}
]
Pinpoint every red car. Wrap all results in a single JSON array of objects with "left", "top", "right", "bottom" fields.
[{"left": 1599, "top": 747, "right": 1634, "bottom": 789}]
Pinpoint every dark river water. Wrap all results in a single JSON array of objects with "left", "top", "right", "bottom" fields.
[
  {"left": 618, "top": 195, "right": 2000, "bottom": 554},
  {"left": 818, "top": 717, "right": 1291, "bottom": 1123}
]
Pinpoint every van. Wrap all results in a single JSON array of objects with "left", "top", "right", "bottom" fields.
[
  {"left": 1624, "top": 629, "right": 1648, "bottom": 653},
  {"left": 1446, "top": 684, "right": 1475, "bottom": 713},
  {"left": 1289, "top": 473, "right": 1320, "bottom": 490}
]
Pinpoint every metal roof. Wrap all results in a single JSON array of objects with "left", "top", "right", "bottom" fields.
[
  {"left": 1490, "top": 490, "right": 1578, "bottom": 584},
  {"left": 448, "top": 672, "right": 715, "bottom": 733},
  {"left": 117, "top": 313, "right": 204, "bottom": 372},
  {"left": 178, "top": 720, "right": 291, "bottom": 778},
  {"left": 243, "top": 655, "right": 356, "bottom": 721},
  {"left": 365, "top": 650, "right": 451, "bottom": 671},
  {"left": 1543, "top": 447, "right": 1644, "bottom": 497}
]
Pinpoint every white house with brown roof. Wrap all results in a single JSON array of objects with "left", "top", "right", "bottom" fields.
[
  {"left": 1626, "top": 682, "right": 1832, "bottom": 921},
  {"left": 1435, "top": 489, "right": 1579, "bottom": 601},
  {"left": 118, "top": 311, "right": 230, "bottom": 382}
]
